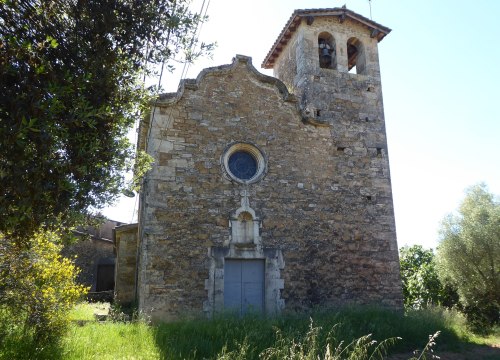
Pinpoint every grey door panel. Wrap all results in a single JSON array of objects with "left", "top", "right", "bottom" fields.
[{"left": 224, "top": 259, "right": 264, "bottom": 314}]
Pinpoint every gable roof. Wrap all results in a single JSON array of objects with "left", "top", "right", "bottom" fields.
[
  {"left": 262, "top": 8, "right": 391, "bottom": 69},
  {"left": 137, "top": 55, "right": 297, "bottom": 152}
]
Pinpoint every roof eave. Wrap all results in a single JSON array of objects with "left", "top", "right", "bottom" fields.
[{"left": 261, "top": 8, "right": 391, "bottom": 69}]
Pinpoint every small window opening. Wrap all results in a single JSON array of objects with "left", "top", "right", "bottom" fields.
[
  {"left": 315, "top": 109, "right": 321, "bottom": 117},
  {"left": 347, "top": 37, "right": 366, "bottom": 74},
  {"left": 337, "top": 146, "right": 345, "bottom": 152},
  {"left": 376, "top": 148, "right": 383, "bottom": 156},
  {"left": 318, "top": 32, "right": 336, "bottom": 70},
  {"left": 366, "top": 196, "right": 372, "bottom": 201}
]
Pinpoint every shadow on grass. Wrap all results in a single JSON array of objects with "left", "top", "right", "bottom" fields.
[
  {"left": 150, "top": 306, "right": 475, "bottom": 360},
  {"left": 0, "top": 331, "right": 65, "bottom": 360},
  {"left": 152, "top": 312, "right": 276, "bottom": 359}
]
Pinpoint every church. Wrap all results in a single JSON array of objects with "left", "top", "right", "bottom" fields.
[{"left": 114, "top": 7, "right": 403, "bottom": 321}]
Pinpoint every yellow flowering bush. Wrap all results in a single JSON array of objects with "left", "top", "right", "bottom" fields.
[{"left": 0, "top": 230, "right": 88, "bottom": 343}]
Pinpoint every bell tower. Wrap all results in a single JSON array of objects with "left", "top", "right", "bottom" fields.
[
  {"left": 262, "top": 7, "right": 391, "bottom": 127},
  {"left": 262, "top": 8, "right": 402, "bottom": 309}
]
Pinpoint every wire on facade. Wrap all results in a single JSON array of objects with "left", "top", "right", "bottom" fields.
[{"left": 132, "top": 0, "right": 211, "bottom": 222}]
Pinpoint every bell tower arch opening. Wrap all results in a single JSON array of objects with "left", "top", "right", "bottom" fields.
[
  {"left": 318, "top": 32, "right": 336, "bottom": 70},
  {"left": 347, "top": 37, "right": 366, "bottom": 75}
]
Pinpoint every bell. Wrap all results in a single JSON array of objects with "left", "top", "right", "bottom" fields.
[{"left": 320, "top": 48, "right": 331, "bottom": 65}]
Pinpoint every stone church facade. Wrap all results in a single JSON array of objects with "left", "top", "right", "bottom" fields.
[{"left": 115, "top": 8, "right": 403, "bottom": 321}]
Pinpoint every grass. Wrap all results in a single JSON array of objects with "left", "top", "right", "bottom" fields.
[
  {"left": 460, "top": 327, "right": 500, "bottom": 346},
  {"left": 67, "top": 302, "right": 102, "bottom": 322},
  {"left": 62, "top": 321, "right": 160, "bottom": 359},
  {"left": 1, "top": 303, "right": 498, "bottom": 360}
]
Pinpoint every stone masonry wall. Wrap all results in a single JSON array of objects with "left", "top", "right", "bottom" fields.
[
  {"left": 273, "top": 29, "right": 299, "bottom": 94},
  {"left": 273, "top": 16, "right": 401, "bottom": 308},
  {"left": 137, "top": 52, "right": 402, "bottom": 321},
  {"left": 114, "top": 224, "right": 139, "bottom": 304},
  {"left": 62, "top": 238, "right": 114, "bottom": 291}
]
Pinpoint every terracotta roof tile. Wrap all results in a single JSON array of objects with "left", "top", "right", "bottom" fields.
[{"left": 262, "top": 8, "right": 391, "bottom": 69}]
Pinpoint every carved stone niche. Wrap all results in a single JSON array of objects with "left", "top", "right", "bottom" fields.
[
  {"left": 225, "top": 192, "right": 262, "bottom": 250},
  {"left": 204, "top": 192, "right": 285, "bottom": 317}
]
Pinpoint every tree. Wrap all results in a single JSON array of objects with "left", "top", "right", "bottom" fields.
[
  {"left": 0, "top": 0, "right": 212, "bottom": 243},
  {"left": 399, "top": 245, "right": 458, "bottom": 309},
  {"left": 437, "top": 183, "right": 500, "bottom": 330}
]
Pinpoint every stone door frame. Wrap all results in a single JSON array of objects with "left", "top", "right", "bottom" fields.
[{"left": 204, "top": 246, "right": 285, "bottom": 316}]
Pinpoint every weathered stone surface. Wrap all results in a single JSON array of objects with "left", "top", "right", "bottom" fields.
[
  {"left": 62, "top": 238, "right": 114, "bottom": 291},
  {"left": 63, "top": 220, "right": 121, "bottom": 292},
  {"left": 126, "top": 9, "right": 402, "bottom": 322},
  {"left": 114, "top": 224, "right": 138, "bottom": 304}
]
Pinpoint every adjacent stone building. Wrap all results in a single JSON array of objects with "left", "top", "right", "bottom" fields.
[
  {"left": 63, "top": 219, "right": 123, "bottom": 293},
  {"left": 115, "top": 7, "right": 403, "bottom": 321}
]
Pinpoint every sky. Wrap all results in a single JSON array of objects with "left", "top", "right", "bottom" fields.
[{"left": 104, "top": 0, "right": 500, "bottom": 250}]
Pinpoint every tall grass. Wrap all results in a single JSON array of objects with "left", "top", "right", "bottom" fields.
[
  {"left": 1, "top": 304, "right": 496, "bottom": 360},
  {"left": 151, "top": 306, "right": 467, "bottom": 359},
  {"left": 61, "top": 321, "right": 160, "bottom": 360}
]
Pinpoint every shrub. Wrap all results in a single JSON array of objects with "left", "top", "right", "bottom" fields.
[{"left": 0, "top": 230, "right": 88, "bottom": 346}]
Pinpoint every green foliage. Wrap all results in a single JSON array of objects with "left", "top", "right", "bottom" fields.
[
  {"left": 130, "top": 150, "right": 155, "bottom": 193},
  {"left": 400, "top": 245, "right": 459, "bottom": 309},
  {"left": 437, "top": 183, "right": 500, "bottom": 332},
  {"left": 0, "top": 230, "right": 88, "bottom": 349},
  {"left": 62, "top": 321, "right": 161, "bottom": 360},
  {"left": 259, "top": 320, "right": 400, "bottom": 360},
  {"left": 0, "top": 0, "right": 213, "bottom": 242},
  {"left": 150, "top": 307, "right": 466, "bottom": 359},
  {"left": 4, "top": 304, "right": 497, "bottom": 360}
]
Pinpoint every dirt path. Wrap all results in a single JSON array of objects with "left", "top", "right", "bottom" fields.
[{"left": 388, "top": 344, "right": 500, "bottom": 360}]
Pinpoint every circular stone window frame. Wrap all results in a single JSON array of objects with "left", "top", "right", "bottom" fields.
[{"left": 221, "top": 142, "right": 267, "bottom": 184}]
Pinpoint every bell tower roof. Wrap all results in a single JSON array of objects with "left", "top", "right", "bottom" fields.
[{"left": 262, "top": 7, "right": 391, "bottom": 69}]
